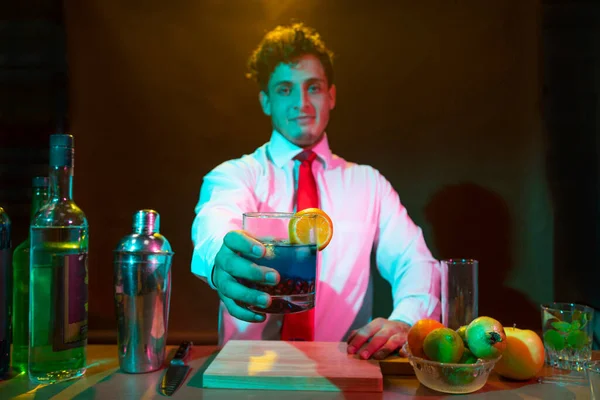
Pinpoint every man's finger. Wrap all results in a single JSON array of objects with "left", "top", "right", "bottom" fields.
[
  {"left": 218, "top": 274, "right": 272, "bottom": 309},
  {"left": 220, "top": 295, "right": 266, "bottom": 323},
  {"left": 356, "top": 328, "right": 392, "bottom": 360},
  {"left": 347, "top": 318, "right": 385, "bottom": 354},
  {"left": 346, "top": 329, "right": 358, "bottom": 344},
  {"left": 372, "top": 333, "right": 407, "bottom": 360},
  {"left": 223, "top": 230, "right": 265, "bottom": 258},
  {"left": 221, "top": 251, "right": 279, "bottom": 285}
]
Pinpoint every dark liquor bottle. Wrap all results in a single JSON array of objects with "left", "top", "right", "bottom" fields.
[{"left": 0, "top": 207, "right": 12, "bottom": 379}]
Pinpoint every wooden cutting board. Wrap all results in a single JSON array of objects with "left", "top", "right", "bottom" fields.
[
  {"left": 202, "top": 340, "right": 383, "bottom": 392},
  {"left": 379, "top": 354, "right": 414, "bottom": 376}
]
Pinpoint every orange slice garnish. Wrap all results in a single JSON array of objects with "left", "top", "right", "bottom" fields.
[{"left": 288, "top": 208, "right": 333, "bottom": 251}]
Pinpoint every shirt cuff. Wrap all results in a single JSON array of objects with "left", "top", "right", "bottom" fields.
[
  {"left": 191, "top": 239, "right": 221, "bottom": 290},
  {"left": 388, "top": 295, "right": 441, "bottom": 327}
]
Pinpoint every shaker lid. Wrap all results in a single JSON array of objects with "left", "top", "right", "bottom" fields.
[
  {"left": 114, "top": 209, "right": 173, "bottom": 254},
  {"left": 134, "top": 209, "right": 160, "bottom": 234}
]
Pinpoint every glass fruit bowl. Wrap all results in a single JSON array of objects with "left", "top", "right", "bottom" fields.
[{"left": 401, "top": 343, "right": 501, "bottom": 394}]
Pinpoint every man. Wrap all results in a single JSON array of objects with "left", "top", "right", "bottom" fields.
[{"left": 191, "top": 22, "right": 440, "bottom": 360}]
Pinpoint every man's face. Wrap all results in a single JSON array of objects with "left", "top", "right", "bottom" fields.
[{"left": 259, "top": 54, "right": 336, "bottom": 148}]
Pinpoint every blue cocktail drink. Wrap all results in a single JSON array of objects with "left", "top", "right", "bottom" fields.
[{"left": 239, "top": 212, "right": 319, "bottom": 314}]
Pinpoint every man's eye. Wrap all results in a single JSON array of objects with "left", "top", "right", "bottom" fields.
[
  {"left": 277, "top": 87, "right": 291, "bottom": 95},
  {"left": 309, "top": 84, "right": 322, "bottom": 93}
]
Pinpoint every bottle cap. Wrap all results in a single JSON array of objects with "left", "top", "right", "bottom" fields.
[
  {"left": 50, "top": 134, "right": 74, "bottom": 148},
  {"left": 49, "top": 134, "right": 74, "bottom": 168}
]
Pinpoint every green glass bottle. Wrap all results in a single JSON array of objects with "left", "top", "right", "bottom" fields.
[
  {"left": 29, "top": 134, "right": 88, "bottom": 384},
  {"left": 11, "top": 177, "right": 49, "bottom": 373}
]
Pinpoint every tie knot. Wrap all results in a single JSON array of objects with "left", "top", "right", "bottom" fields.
[{"left": 295, "top": 150, "right": 317, "bottom": 163}]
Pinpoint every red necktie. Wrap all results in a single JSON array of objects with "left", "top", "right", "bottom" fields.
[{"left": 281, "top": 150, "right": 318, "bottom": 341}]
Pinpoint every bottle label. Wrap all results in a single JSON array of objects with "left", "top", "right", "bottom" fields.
[{"left": 52, "top": 253, "right": 88, "bottom": 351}]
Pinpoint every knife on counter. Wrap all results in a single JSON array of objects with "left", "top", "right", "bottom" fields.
[{"left": 159, "top": 341, "right": 193, "bottom": 396}]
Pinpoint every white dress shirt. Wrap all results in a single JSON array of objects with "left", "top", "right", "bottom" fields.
[{"left": 191, "top": 130, "right": 441, "bottom": 345}]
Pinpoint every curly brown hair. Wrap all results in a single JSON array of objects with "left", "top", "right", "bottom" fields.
[{"left": 246, "top": 22, "right": 335, "bottom": 92}]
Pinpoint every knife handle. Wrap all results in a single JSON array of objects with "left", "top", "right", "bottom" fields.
[{"left": 171, "top": 341, "right": 193, "bottom": 366}]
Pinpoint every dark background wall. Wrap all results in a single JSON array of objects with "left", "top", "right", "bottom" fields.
[
  {"left": 543, "top": 1, "right": 600, "bottom": 313},
  {"left": 1, "top": 0, "right": 597, "bottom": 344}
]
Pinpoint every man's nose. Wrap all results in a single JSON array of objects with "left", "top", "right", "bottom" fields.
[{"left": 293, "top": 89, "right": 311, "bottom": 110}]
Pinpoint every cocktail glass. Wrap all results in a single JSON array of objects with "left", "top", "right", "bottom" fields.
[{"left": 239, "top": 212, "right": 318, "bottom": 314}]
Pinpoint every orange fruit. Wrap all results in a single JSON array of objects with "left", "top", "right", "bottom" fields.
[
  {"left": 288, "top": 208, "right": 333, "bottom": 251},
  {"left": 423, "top": 327, "right": 465, "bottom": 363},
  {"left": 407, "top": 319, "right": 445, "bottom": 359}
]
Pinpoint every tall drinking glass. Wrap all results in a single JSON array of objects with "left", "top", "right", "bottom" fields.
[
  {"left": 586, "top": 361, "right": 600, "bottom": 399},
  {"left": 239, "top": 212, "right": 318, "bottom": 314},
  {"left": 441, "top": 259, "right": 479, "bottom": 329}
]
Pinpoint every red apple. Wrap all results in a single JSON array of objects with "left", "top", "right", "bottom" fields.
[{"left": 494, "top": 326, "right": 545, "bottom": 380}]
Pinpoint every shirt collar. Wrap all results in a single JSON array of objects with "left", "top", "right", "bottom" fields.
[{"left": 267, "top": 130, "right": 333, "bottom": 169}]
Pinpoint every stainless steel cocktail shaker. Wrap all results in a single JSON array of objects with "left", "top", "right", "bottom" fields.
[{"left": 114, "top": 210, "right": 173, "bottom": 373}]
